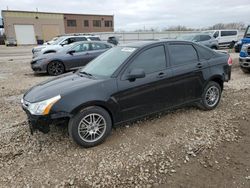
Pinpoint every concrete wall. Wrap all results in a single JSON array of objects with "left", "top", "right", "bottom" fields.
[
  {"left": 91, "top": 31, "right": 245, "bottom": 44},
  {"left": 64, "top": 14, "right": 114, "bottom": 33},
  {"left": 2, "top": 11, "right": 65, "bottom": 42}
]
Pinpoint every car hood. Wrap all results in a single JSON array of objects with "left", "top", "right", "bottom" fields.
[
  {"left": 242, "top": 38, "right": 250, "bottom": 44},
  {"left": 23, "top": 72, "right": 103, "bottom": 103},
  {"left": 40, "top": 45, "right": 62, "bottom": 52},
  {"left": 32, "top": 51, "right": 64, "bottom": 61}
]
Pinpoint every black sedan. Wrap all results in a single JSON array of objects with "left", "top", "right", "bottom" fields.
[
  {"left": 31, "top": 41, "right": 113, "bottom": 76},
  {"left": 22, "top": 40, "right": 232, "bottom": 147}
]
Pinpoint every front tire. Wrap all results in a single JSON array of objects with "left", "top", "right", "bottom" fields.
[
  {"left": 68, "top": 106, "right": 112, "bottom": 148},
  {"left": 47, "top": 61, "right": 65, "bottom": 76},
  {"left": 198, "top": 81, "right": 222, "bottom": 110}
]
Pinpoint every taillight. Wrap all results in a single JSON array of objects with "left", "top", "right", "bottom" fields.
[{"left": 228, "top": 56, "right": 233, "bottom": 66}]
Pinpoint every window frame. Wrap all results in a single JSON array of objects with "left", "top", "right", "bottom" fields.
[
  {"left": 67, "top": 19, "right": 77, "bottom": 27},
  {"left": 93, "top": 20, "right": 102, "bottom": 27},
  {"left": 84, "top": 20, "right": 89, "bottom": 27},
  {"left": 120, "top": 44, "right": 168, "bottom": 79},
  {"left": 104, "top": 20, "right": 113, "bottom": 27},
  {"left": 167, "top": 42, "right": 199, "bottom": 67}
]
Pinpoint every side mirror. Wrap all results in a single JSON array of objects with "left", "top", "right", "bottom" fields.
[
  {"left": 126, "top": 68, "right": 145, "bottom": 81},
  {"left": 67, "top": 50, "right": 76, "bottom": 55}
]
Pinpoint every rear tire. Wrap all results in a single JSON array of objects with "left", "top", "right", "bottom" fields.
[
  {"left": 241, "top": 67, "right": 250, "bottom": 73},
  {"left": 68, "top": 106, "right": 112, "bottom": 148},
  {"left": 198, "top": 81, "right": 222, "bottom": 110},
  {"left": 47, "top": 61, "right": 65, "bottom": 76}
]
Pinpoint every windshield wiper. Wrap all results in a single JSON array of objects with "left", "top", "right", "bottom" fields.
[{"left": 79, "top": 71, "right": 93, "bottom": 77}]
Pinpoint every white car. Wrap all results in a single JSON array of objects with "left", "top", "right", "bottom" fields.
[
  {"left": 203, "top": 30, "right": 239, "bottom": 48},
  {"left": 32, "top": 35, "right": 101, "bottom": 58}
]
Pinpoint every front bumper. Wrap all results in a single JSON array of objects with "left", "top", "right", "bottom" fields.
[
  {"left": 22, "top": 107, "right": 51, "bottom": 133},
  {"left": 239, "top": 57, "right": 250, "bottom": 68},
  {"left": 22, "top": 104, "right": 70, "bottom": 134},
  {"left": 31, "top": 63, "right": 47, "bottom": 73}
]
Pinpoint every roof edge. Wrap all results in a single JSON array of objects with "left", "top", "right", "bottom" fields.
[{"left": 1, "top": 10, "right": 114, "bottom": 17}]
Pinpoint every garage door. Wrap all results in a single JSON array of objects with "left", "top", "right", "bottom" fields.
[
  {"left": 14, "top": 25, "right": 36, "bottom": 45},
  {"left": 42, "top": 25, "right": 60, "bottom": 42}
]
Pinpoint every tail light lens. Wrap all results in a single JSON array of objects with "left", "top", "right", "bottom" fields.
[{"left": 228, "top": 56, "right": 233, "bottom": 66}]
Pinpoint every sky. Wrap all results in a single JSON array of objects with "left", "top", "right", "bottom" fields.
[{"left": 1, "top": 0, "right": 250, "bottom": 31}]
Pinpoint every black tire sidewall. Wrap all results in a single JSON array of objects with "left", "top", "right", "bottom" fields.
[
  {"left": 200, "top": 81, "right": 222, "bottom": 110},
  {"left": 240, "top": 67, "right": 250, "bottom": 73},
  {"left": 68, "top": 106, "right": 112, "bottom": 148},
  {"left": 47, "top": 61, "right": 65, "bottom": 76}
]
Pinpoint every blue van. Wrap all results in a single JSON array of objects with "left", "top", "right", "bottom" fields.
[{"left": 239, "top": 25, "right": 250, "bottom": 73}]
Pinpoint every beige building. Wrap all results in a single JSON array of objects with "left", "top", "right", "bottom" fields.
[{"left": 1, "top": 10, "right": 114, "bottom": 45}]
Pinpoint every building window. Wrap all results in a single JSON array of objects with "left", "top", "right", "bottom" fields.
[
  {"left": 84, "top": 20, "right": 89, "bottom": 27},
  {"left": 67, "top": 20, "right": 77, "bottom": 27},
  {"left": 105, "top": 21, "right": 113, "bottom": 27},
  {"left": 93, "top": 20, "right": 101, "bottom": 27}
]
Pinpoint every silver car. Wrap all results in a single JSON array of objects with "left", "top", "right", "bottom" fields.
[
  {"left": 31, "top": 41, "right": 113, "bottom": 76},
  {"left": 178, "top": 34, "right": 219, "bottom": 50}
]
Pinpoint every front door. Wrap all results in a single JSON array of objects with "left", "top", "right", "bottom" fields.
[{"left": 115, "top": 45, "right": 168, "bottom": 121}]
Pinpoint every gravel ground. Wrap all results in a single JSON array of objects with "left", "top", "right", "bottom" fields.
[{"left": 0, "top": 45, "right": 249, "bottom": 187}]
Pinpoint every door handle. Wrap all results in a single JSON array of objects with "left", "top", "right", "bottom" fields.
[
  {"left": 157, "top": 72, "right": 165, "bottom": 78},
  {"left": 196, "top": 63, "right": 203, "bottom": 69}
]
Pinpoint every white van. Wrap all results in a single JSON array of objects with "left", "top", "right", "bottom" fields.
[{"left": 204, "top": 30, "right": 239, "bottom": 48}]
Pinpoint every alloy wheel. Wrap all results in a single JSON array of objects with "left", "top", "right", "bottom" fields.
[
  {"left": 205, "top": 86, "right": 220, "bottom": 107},
  {"left": 78, "top": 113, "right": 107, "bottom": 143}
]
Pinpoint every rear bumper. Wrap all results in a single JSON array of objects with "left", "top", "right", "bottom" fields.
[{"left": 239, "top": 57, "right": 250, "bottom": 68}]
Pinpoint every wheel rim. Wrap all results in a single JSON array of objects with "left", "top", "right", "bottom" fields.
[
  {"left": 78, "top": 113, "right": 107, "bottom": 143},
  {"left": 48, "top": 62, "right": 64, "bottom": 75},
  {"left": 205, "top": 86, "right": 220, "bottom": 107}
]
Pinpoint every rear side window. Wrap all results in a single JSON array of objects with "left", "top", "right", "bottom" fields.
[
  {"left": 128, "top": 45, "right": 166, "bottom": 74},
  {"left": 221, "top": 31, "right": 237, "bottom": 36},
  {"left": 168, "top": 44, "right": 198, "bottom": 66},
  {"left": 88, "top": 37, "right": 101, "bottom": 41},
  {"left": 195, "top": 45, "right": 214, "bottom": 60},
  {"left": 200, "top": 35, "right": 211, "bottom": 41},
  {"left": 75, "top": 37, "right": 87, "bottom": 42},
  {"left": 91, "top": 43, "right": 109, "bottom": 50},
  {"left": 213, "top": 31, "right": 219, "bottom": 38}
]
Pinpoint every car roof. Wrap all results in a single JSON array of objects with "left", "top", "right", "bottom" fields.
[
  {"left": 70, "top": 41, "right": 112, "bottom": 46},
  {"left": 120, "top": 40, "right": 194, "bottom": 48}
]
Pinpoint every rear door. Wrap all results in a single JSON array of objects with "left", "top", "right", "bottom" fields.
[
  {"left": 89, "top": 42, "right": 111, "bottom": 58},
  {"left": 166, "top": 42, "right": 207, "bottom": 105},
  {"left": 64, "top": 43, "right": 92, "bottom": 69}
]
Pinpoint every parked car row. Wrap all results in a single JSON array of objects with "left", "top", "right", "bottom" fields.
[
  {"left": 31, "top": 41, "right": 113, "bottom": 75},
  {"left": 177, "top": 33, "right": 219, "bottom": 49},
  {"left": 22, "top": 40, "right": 232, "bottom": 147}
]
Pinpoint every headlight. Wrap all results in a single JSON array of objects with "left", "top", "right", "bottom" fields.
[
  {"left": 33, "top": 46, "right": 46, "bottom": 52},
  {"left": 26, "top": 95, "right": 61, "bottom": 115}
]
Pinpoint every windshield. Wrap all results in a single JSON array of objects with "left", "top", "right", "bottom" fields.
[
  {"left": 177, "top": 35, "right": 195, "bottom": 41},
  {"left": 58, "top": 43, "right": 76, "bottom": 52},
  {"left": 79, "top": 46, "right": 137, "bottom": 77}
]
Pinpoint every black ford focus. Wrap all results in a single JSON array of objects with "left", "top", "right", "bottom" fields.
[{"left": 21, "top": 40, "right": 232, "bottom": 147}]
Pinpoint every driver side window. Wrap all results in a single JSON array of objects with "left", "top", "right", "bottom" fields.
[
  {"left": 72, "top": 43, "right": 90, "bottom": 53},
  {"left": 127, "top": 45, "right": 167, "bottom": 74}
]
